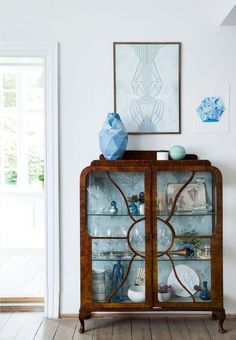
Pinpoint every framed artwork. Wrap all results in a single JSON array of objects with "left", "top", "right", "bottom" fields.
[
  {"left": 193, "top": 84, "right": 230, "bottom": 134},
  {"left": 113, "top": 42, "right": 181, "bottom": 134}
]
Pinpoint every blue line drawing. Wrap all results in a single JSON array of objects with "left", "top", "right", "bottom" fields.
[{"left": 130, "top": 45, "right": 164, "bottom": 132}]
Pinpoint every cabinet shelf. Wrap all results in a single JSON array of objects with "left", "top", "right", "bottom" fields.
[
  {"left": 92, "top": 257, "right": 145, "bottom": 262},
  {"left": 93, "top": 296, "right": 211, "bottom": 304},
  {"left": 87, "top": 213, "right": 144, "bottom": 217},
  {"left": 158, "top": 210, "right": 216, "bottom": 217},
  {"left": 87, "top": 211, "right": 216, "bottom": 217},
  {"left": 156, "top": 296, "right": 211, "bottom": 303},
  {"left": 92, "top": 256, "right": 211, "bottom": 262}
]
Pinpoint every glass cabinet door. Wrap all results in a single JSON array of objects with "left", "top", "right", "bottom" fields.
[
  {"left": 156, "top": 171, "right": 216, "bottom": 304},
  {"left": 85, "top": 169, "right": 151, "bottom": 305}
]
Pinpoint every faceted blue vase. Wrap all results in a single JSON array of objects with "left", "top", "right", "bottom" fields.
[{"left": 99, "top": 112, "right": 128, "bottom": 160}]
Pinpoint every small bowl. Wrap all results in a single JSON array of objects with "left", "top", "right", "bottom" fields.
[
  {"left": 158, "top": 292, "right": 171, "bottom": 302},
  {"left": 127, "top": 285, "right": 145, "bottom": 302}
]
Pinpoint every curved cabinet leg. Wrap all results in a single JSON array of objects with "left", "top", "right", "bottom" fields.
[
  {"left": 214, "top": 309, "right": 226, "bottom": 333},
  {"left": 79, "top": 309, "right": 91, "bottom": 333},
  {"left": 212, "top": 312, "right": 217, "bottom": 320}
]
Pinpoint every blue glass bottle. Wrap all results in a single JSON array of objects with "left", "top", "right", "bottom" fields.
[
  {"left": 199, "top": 281, "right": 210, "bottom": 300},
  {"left": 128, "top": 202, "right": 138, "bottom": 215}
]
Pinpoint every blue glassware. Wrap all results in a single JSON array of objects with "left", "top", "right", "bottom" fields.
[
  {"left": 128, "top": 202, "right": 138, "bottom": 215},
  {"left": 109, "top": 200, "right": 118, "bottom": 215},
  {"left": 199, "top": 281, "right": 211, "bottom": 300},
  {"left": 111, "top": 260, "right": 124, "bottom": 302},
  {"left": 99, "top": 112, "right": 128, "bottom": 160}
]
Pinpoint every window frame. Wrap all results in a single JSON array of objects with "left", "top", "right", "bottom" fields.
[{"left": 0, "top": 62, "right": 45, "bottom": 191}]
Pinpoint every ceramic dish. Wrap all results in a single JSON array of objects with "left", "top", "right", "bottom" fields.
[{"left": 167, "top": 264, "right": 199, "bottom": 297}]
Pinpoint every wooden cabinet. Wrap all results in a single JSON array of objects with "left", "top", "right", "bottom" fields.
[{"left": 79, "top": 151, "right": 225, "bottom": 333}]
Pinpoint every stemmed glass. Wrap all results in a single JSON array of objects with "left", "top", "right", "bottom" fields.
[
  {"left": 92, "top": 226, "right": 102, "bottom": 259},
  {"left": 105, "top": 227, "right": 113, "bottom": 257},
  {"left": 121, "top": 227, "right": 129, "bottom": 258},
  {"left": 87, "top": 183, "right": 106, "bottom": 213},
  {"left": 158, "top": 227, "right": 170, "bottom": 252},
  {"left": 131, "top": 227, "right": 145, "bottom": 255}
]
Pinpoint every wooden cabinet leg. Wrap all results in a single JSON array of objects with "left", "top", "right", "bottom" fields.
[
  {"left": 79, "top": 309, "right": 91, "bottom": 333},
  {"left": 212, "top": 312, "right": 217, "bottom": 320},
  {"left": 214, "top": 309, "right": 226, "bottom": 333}
]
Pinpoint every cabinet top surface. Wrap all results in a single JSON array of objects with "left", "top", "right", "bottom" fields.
[{"left": 90, "top": 151, "right": 212, "bottom": 168}]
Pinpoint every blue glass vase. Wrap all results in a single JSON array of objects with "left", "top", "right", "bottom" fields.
[
  {"left": 99, "top": 112, "right": 128, "bottom": 160},
  {"left": 199, "top": 281, "right": 210, "bottom": 300},
  {"left": 128, "top": 202, "right": 138, "bottom": 215}
]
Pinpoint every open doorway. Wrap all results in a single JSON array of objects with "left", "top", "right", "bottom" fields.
[
  {"left": 0, "top": 57, "right": 45, "bottom": 305},
  {"left": 0, "top": 43, "right": 59, "bottom": 316}
]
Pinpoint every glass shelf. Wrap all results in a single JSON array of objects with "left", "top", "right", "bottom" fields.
[
  {"left": 158, "top": 256, "right": 211, "bottom": 262},
  {"left": 93, "top": 298, "right": 144, "bottom": 304},
  {"left": 158, "top": 210, "right": 216, "bottom": 217},
  {"left": 93, "top": 296, "right": 211, "bottom": 304},
  {"left": 87, "top": 211, "right": 216, "bottom": 217},
  {"left": 92, "top": 257, "right": 145, "bottom": 261},
  {"left": 87, "top": 213, "right": 145, "bottom": 217},
  {"left": 159, "top": 296, "right": 211, "bottom": 303},
  {"left": 92, "top": 255, "right": 211, "bottom": 262}
]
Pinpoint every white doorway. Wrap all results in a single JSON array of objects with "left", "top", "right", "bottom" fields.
[{"left": 0, "top": 43, "right": 59, "bottom": 317}]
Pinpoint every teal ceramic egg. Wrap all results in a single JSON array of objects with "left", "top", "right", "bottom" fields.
[{"left": 169, "top": 145, "right": 186, "bottom": 160}]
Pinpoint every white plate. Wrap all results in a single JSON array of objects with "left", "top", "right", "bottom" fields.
[{"left": 167, "top": 264, "right": 200, "bottom": 297}]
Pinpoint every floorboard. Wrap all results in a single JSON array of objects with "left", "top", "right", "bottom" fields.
[
  {"left": 112, "top": 317, "right": 131, "bottom": 340},
  {"left": 167, "top": 317, "right": 191, "bottom": 340},
  {"left": 14, "top": 312, "right": 44, "bottom": 340},
  {"left": 34, "top": 318, "right": 60, "bottom": 340},
  {"left": 131, "top": 317, "right": 152, "bottom": 340},
  {"left": 73, "top": 318, "right": 95, "bottom": 340},
  {"left": 150, "top": 317, "right": 171, "bottom": 340},
  {"left": 185, "top": 318, "right": 211, "bottom": 340},
  {"left": 0, "top": 312, "right": 29, "bottom": 339},
  {"left": 0, "top": 249, "right": 44, "bottom": 298},
  {"left": 0, "top": 312, "right": 11, "bottom": 330},
  {"left": 225, "top": 319, "right": 236, "bottom": 340},
  {"left": 204, "top": 317, "right": 232, "bottom": 340},
  {"left": 93, "top": 318, "right": 113, "bottom": 340},
  {"left": 53, "top": 318, "right": 78, "bottom": 340},
  {"left": 0, "top": 313, "right": 235, "bottom": 340}
]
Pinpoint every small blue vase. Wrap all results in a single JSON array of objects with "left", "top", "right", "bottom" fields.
[
  {"left": 199, "top": 281, "right": 210, "bottom": 300},
  {"left": 99, "top": 112, "right": 128, "bottom": 160},
  {"left": 129, "top": 202, "right": 138, "bottom": 215}
]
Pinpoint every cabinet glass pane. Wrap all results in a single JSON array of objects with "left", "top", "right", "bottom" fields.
[
  {"left": 157, "top": 171, "right": 216, "bottom": 236},
  {"left": 158, "top": 256, "right": 211, "bottom": 303},
  {"left": 86, "top": 171, "right": 146, "bottom": 304},
  {"left": 156, "top": 171, "right": 214, "bottom": 304}
]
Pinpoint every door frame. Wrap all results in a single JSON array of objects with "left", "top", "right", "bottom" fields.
[{"left": 0, "top": 42, "right": 60, "bottom": 318}]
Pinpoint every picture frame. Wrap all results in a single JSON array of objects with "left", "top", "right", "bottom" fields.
[
  {"left": 167, "top": 183, "right": 206, "bottom": 212},
  {"left": 113, "top": 42, "right": 181, "bottom": 134}
]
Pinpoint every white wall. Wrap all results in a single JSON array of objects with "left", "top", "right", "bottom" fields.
[{"left": 1, "top": 0, "right": 236, "bottom": 314}]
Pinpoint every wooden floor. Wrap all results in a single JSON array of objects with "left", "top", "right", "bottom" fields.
[
  {"left": 0, "top": 249, "right": 44, "bottom": 297},
  {"left": 0, "top": 313, "right": 235, "bottom": 340}
]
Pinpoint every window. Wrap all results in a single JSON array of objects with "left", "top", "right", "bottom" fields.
[{"left": 0, "top": 58, "right": 44, "bottom": 191}]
